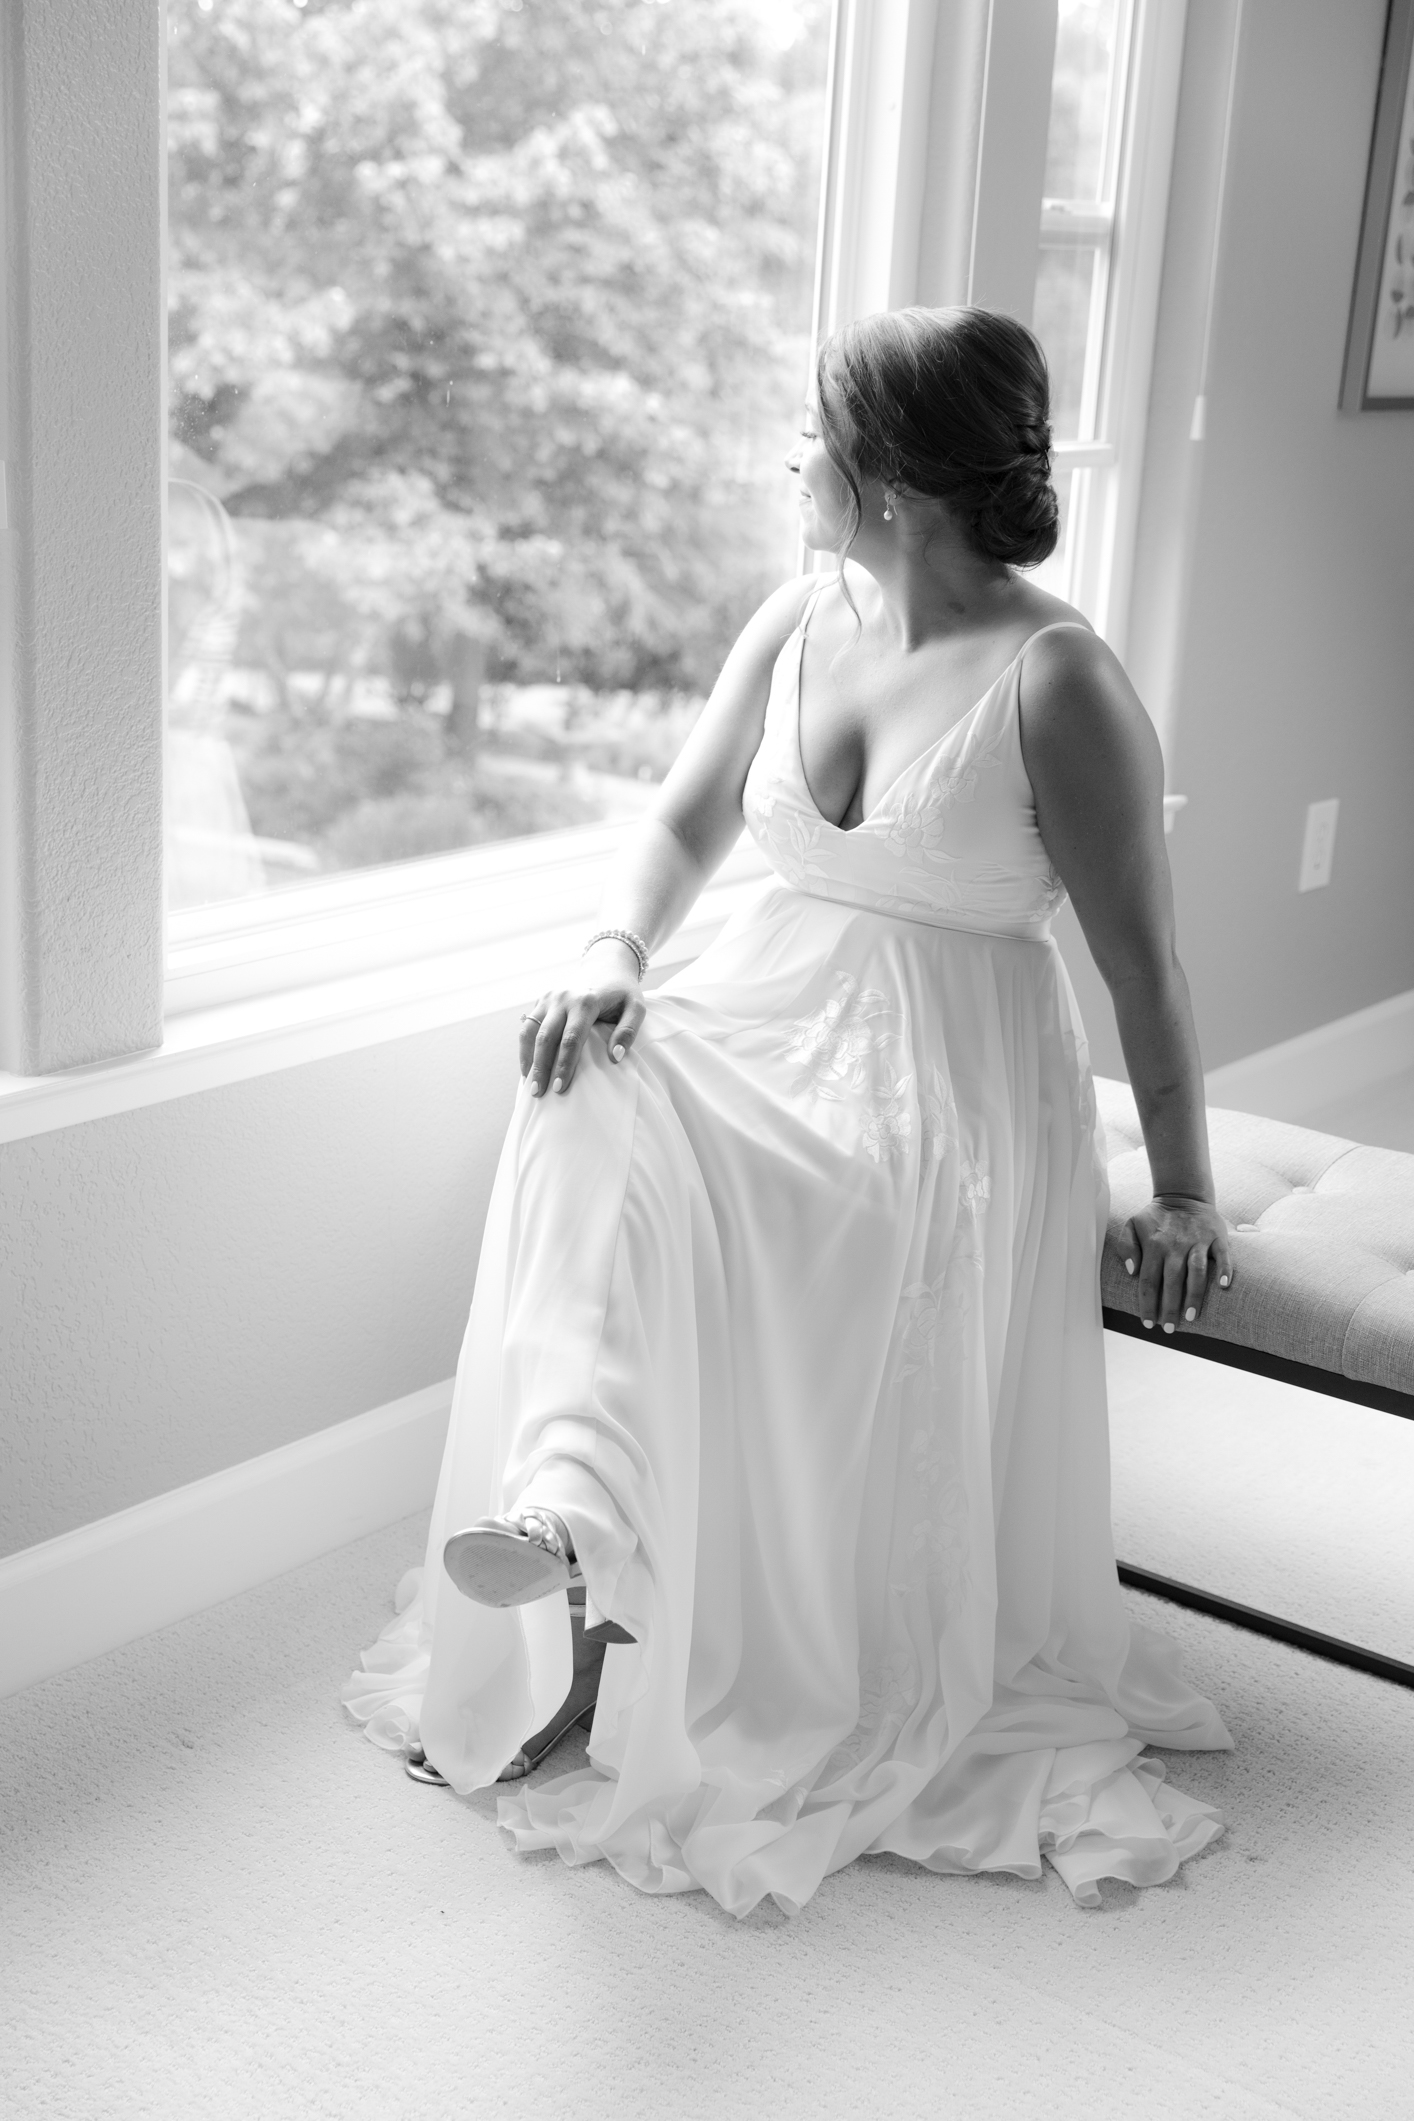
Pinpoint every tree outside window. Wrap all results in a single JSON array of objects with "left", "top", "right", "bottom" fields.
[{"left": 166, "top": 0, "right": 830, "bottom": 907}]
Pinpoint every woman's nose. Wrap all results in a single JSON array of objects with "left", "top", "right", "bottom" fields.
[{"left": 785, "top": 450, "right": 801, "bottom": 474}]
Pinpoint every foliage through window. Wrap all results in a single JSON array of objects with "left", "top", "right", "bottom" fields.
[{"left": 166, "top": 0, "right": 831, "bottom": 909}]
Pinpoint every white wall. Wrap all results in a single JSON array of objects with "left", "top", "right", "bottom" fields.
[
  {"left": 0, "top": 1008, "right": 520, "bottom": 1559},
  {"left": 1060, "top": 0, "right": 1414, "bottom": 1081}
]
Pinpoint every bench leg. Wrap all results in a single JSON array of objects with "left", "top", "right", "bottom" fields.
[{"left": 1117, "top": 1561, "right": 1414, "bottom": 1691}]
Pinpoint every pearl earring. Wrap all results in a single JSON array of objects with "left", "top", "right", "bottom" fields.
[{"left": 883, "top": 493, "right": 895, "bottom": 521}]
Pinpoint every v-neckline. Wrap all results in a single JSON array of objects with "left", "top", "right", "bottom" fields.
[{"left": 789, "top": 623, "right": 1010, "bottom": 838}]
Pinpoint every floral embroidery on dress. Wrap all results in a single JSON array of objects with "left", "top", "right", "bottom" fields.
[
  {"left": 877, "top": 734, "right": 1005, "bottom": 863},
  {"left": 744, "top": 776, "right": 777, "bottom": 823},
  {"left": 900, "top": 1445, "right": 972, "bottom": 1607},
  {"left": 887, "top": 1242, "right": 979, "bottom": 1613},
  {"left": 878, "top": 793, "right": 967, "bottom": 865},
  {"left": 819, "top": 1647, "right": 918, "bottom": 1778},
  {"left": 772, "top": 804, "right": 829, "bottom": 883},
  {"left": 919, "top": 1066, "right": 957, "bottom": 1162},
  {"left": 895, "top": 1276, "right": 947, "bottom": 1383},
  {"left": 785, "top": 976, "right": 915, "bottom": 1164},
  {"left": 893, "top": 1213, "right": 982, "bottom": 1394},
  {"left": 785, "top": 975, "right": 899, "bottom": 1102},
  {"left": 861, "top": 1071, "right": 914, "bottom": 1164},
  {"left": 958, "top": 1161, "right": 991, "bottom": 1213},
  {"left": 1030, "top": 865, "right": 1066, "bottom": 914}
]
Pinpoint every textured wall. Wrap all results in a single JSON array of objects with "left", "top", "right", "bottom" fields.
[
  {"left": 1055, "top": 0, "right": 1414, "bottom": 1081},
  {"left": 0, "top": 1009, "right": 521, "bottom": 1558},
  {"left": 0, "top": 0, "right": 165, "bottom": 1073}
]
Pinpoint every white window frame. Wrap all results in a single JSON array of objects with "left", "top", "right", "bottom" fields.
[
  {"left": 0, "top": 0, "right": 1188, "bottom": 1119},
  {"left": 1045, "top": 0, "right": 1190, "bottom": 659}
]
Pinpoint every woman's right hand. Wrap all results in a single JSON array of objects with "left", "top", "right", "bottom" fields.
[{"left": 519, "top": 939, "right": 647, "bottom": 1097}]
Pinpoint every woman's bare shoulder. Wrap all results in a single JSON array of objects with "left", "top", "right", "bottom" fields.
[
  {"left": 1018, "top": 611, "right": 1141, "bottom": 738},
  {"left": 1016, "top": 614, "right": 1163, "bottom": 832},
  {"left": 750, "top": 571, "right": 830, "bottom": 646},
  {"left": 704, "top": 574, "right": 826, "bottom": 710}
]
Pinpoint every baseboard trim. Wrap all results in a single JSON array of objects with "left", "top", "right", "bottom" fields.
[
  {"left": 1203, "top": 988, "right": 1414, "bottom": 1125},
  {"left": 0, "top": 1379, "right": 452, "bottom": 1701}
]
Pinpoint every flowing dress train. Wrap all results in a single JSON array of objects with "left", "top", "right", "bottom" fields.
[{"left": 343, "top": 593, "right": 1231, "bottom": 1916}]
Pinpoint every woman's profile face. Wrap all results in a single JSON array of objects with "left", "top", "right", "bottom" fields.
[{"left": 787, "top": 407, "right": 855, "bottom": 552}]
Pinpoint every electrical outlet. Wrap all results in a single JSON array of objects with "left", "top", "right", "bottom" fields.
[{"left": 1298, "top": 798, "right": 1339, "bottom": 892}]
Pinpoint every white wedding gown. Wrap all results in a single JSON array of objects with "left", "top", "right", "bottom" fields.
[{"left": 343, "top": 591, "right": 1231, "bottom": 1916}]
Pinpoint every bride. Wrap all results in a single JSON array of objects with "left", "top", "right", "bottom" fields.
[{"left": 344, "top": 305, "right": 1235, "bottom": 1916}]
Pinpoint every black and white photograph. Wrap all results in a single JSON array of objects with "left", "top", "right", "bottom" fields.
[{"left": 1, "top": 2, "right": 1411, "bottom": 2116}]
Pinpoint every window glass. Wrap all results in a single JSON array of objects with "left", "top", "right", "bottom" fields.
[
  {"left": 166, "top": 0, "right": 831, "bottom": 910},
  {"left": 1032, "top": 246, "right": 1102, "bottom": 442},
  {"left": 1042, "top": 0, "right": 1122, "bottom": 204},
  {"left": 1026, "top": 466, "right": 1075, "bottom": 603},
  {"left": 1031, "top": 0, "right": 1128, "bottom": 450}
]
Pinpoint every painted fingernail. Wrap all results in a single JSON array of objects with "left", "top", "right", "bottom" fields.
[
  {"left": 1219, "top": 1275, "right": 1230, "bottom": 1287},
  {"left": 554, "top": 1078, "right": 566, "bottom": 1093},
  {"left": 529, "top": 1082, "right": 542, "bottom": 1097},
  {"left": 1125, "top": 1259, "right": 1135, "bottom": 1274},
  {"left": 1142, "top": 1319, "right": 1153, "bottom": 1330},
  {"left": 612, "top": 1045, "right": 625, "bottom": 1061},
  {"left": 1185, "top": 1307, "right": 1196, "bottom": 1321},
  {"left": 1163, "top": 1322, "right": 1175, "bottom": 1334}
]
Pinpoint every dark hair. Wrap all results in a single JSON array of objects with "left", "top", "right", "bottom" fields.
[{"left": 814, "top": 306, "right": 1058, "bottom": 568}]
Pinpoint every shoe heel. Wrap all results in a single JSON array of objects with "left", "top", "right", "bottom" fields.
[{"left": 582, "top": 1616, "right": 637, "bottom": 1646}]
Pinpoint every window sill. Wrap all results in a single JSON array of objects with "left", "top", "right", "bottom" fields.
[
  {"left": 165, "top": 818, "right": 733, "bottom": 1017},
  {"left": 1, "top": 833, "right": 771, "bottom": 1145}
]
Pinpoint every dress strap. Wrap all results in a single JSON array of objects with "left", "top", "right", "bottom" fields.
[
  {"left": 797, "top": 573, "right": 838, "bottom": 638},
  {"left": 1013, "top": 619, "right": 1094, "bottom": 663}
]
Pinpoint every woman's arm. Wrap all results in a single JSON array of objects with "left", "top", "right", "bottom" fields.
[
  {"left": 1019, "top": 625, "right": 1234, "bottom": 1333},
  {"left": 520, "top": 575, "right": 816, "bottom": 1097}
]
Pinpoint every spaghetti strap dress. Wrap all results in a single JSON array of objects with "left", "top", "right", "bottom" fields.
[{"left": 343, "top": 585, "right": 1231, "bottom": 1917}]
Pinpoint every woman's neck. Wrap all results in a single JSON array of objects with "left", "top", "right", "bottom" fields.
[{"left": 845, "top": 523, "right": 1017, "bottom": 653}]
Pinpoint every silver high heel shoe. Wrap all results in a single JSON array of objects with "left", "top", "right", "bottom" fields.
[{"left": 405, "top": 1585, "right": 604, "bottom": 1786}]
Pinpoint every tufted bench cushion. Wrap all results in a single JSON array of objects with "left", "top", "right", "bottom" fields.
[{"left": 1095, "top": 1076, "right": 1414, "bottom": 1402}]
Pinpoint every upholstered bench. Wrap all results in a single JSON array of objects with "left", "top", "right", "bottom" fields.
[{"left": 1095, "top": 1076, "right": 1414, "bottom": 1687}]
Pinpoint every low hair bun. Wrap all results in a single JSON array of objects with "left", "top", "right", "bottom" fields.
[
  {"left": 971, "top": 442, "right": 1059, "bottom": 568},
  {"left": 815, "top": 307, "right": 1061, "bottom": 571}
]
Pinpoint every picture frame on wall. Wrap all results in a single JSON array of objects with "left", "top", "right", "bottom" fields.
[{"left": 1342, "top": 0, "right": 1414, "bottom": 409}]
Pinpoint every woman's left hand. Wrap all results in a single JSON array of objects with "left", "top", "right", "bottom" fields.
[{"left": 1118, "top": 1196, "right": 1235, "bottom": 1333}]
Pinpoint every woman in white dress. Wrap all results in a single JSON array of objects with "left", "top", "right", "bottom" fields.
[{"left": 344, "top": 307, "right": 1235, "bottom": 1916}]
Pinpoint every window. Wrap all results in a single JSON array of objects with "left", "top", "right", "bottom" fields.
[
  {"left": 2, "top": 0, "right": 1191, "bottom": 1084},
  {"left": 165, "top": 0, "right": 833, "bottom": 912},
  {"left": 1026, "top": 0, "right": 1183, "bottom": 656},
  {"left": 1028, "top": 0, "right": 1132, "bottom": 608}
]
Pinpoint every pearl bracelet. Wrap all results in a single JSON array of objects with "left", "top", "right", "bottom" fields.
[{"left": 583, "top": 927, "right": 650, "bottom": 980}]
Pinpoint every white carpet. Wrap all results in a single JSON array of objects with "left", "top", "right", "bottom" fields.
[
  {"left": 1108, "top": 1333, "right": 1414, "bottom": 1664},
  {"left": 3, "top": 1507, "right": 1412, "bottom": 2121}
]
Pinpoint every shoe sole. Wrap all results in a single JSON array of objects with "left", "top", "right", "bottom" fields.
[{"left": 442, "top": 1521, "right": 571, "bottom": 1606}]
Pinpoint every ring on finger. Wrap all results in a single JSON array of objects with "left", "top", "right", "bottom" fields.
[{"left": 521, "top": 1012, "right": 544, "bottom": 1026}]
